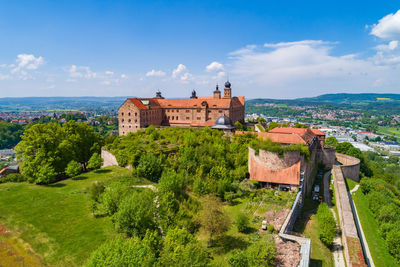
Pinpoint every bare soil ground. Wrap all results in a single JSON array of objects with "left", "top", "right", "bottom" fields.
[
  {"left": 274, "top": 235, "right": 301, "bottom": 267},
  {"left": 264, "top": 209, "right": 290, "bottom": 231}
]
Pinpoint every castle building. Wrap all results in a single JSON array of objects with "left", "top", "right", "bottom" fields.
[
  {"left": 239, "top": 127, "right": 335, "bottom": 193},
  {"left": 118, "top": 81, "right": 245, "bottom": 135}
]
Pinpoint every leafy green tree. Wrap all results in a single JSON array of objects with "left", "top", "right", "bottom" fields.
[
  {"left": 101, "top": 182, "right": 129, "bottom": 216},
  {"left": 159, "top": 227, "right": 211, "bottom": 266},
  {"left": 113, "top": 189, "right": 156, "bottom": 237},
  {"left": 158, "top": 191, "right": 180, "bottom": 231},
  {"left": 0, "top": 121, "right": 24, "bottom": 149},
  {"left": 198, "top": 195, "right": 230, "bottom": 247},
  {"left": 137, "top": 153, "right": 162, "bottom": 182},
  {"left": 15, "top": 121, "right": 103, "bottom": 184},
  {"left": 227, "top": 250, "right": 248, "bottom": 267},
  {"left": 65, "top": 160, "right": 81, "bottom": 177},
  {"left": 235, "top": 213, "right": 249, "bottom": 233},
  {"left": 325, "top": 136, "right": 338, "bottom": 147},
  {"left": 89, "top": 181, "right": 105, "bottom": 203},
  {"left": 387, "top": 229, "right": 400, "bottom": 261},
  {"left": 246, "top": 238, "right": 276, "bottom": 266},
  {"left": 316, "top": 203, "right": 336, "bottom": 246},
  {"left": 235, "top": 121, "right": 244, "bottom": 131},
  {"left": 87, "top": 152, "right": 103, "bottom": 170},
  {"left": 86, "top": 235, "right": 157, "bottom": 267},
  {"left": 158, "top": 170, "right": 186, "bottom": 200},
  {"left": 266, "top": 122, "right": 279, "bottom": 132}
]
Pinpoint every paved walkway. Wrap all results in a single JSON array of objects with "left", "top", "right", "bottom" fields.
[
  {"left": 324, "top": 171, "right": 346, "bottom": 267},
  {"left": 349, "top": 185, "right": 375, "bottom": 267}
]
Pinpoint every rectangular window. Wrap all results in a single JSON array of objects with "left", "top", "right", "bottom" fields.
[
  {"left": 176, "top": 116, "right": 179, "bottom": 120},
  {"left": 197, "top": 109, "right": 201, "bottom": 112},
  {"left": 186, "top": 110, "right": 190, "bottom": 113},
  {"left": 197, "top": 117, "right": 201, "bottom": 120},
  {"left": 186, "top": 117, "right": 189, "bottom": 120}
]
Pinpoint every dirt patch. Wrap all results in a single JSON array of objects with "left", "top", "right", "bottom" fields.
[
  {"left": 265, "top": 209, "right": 290, "bottom": 231},
  {"left": 274, "top": 235, "right": 301, "bottom": 267}
]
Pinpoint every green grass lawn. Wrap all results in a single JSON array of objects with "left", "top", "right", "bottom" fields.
[
  {"left": 378, "top": 126, "right": 400, "bottom": 138},
  {"left": 0, "top": 166, "right": 146, "bottom": 266},
  {"left": 345, "top": 178, "right": 358, "bottom": 191},
  {"left": 352, "top": 189, "right": 396, "bottom": 267}
]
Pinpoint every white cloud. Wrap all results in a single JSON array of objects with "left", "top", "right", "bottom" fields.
[
  {"left": 376, "top": 40, "right": 399, "bottom": 51},
  {"left": 371, "top": 10, "right": 400, "bottom": 39},
  {"left": 121, "top": 74, "right": 127, "bottom": 79},
  {"left": 11, "top": 54, "right": 44, "bottom": 73},
  {"left": 206, "top": 61, "right": 224, "bottom": 72},
  {"left": 105, "top": 71, "right": 114, "bottom": 75},
  {"left": 172, "top": 64, "right": 192, "bottom": 82},
  {"left": 228, "top": 41, "right": 400, "bottom": 98},
  {"left": 264, "top": 40, "right": 334, "bottom": 48},
  {"left": 68, "top": 65, "right": 97, "bottom": 79},
  {"left": 146, "top": 69, "right": 166, "bottom": 77}
]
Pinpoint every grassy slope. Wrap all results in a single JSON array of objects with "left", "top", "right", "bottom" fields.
[
  {"left": 352, "top": 189, "right": 396, "bottom": 267},
  {"left": 0, "top": 166, "right": 139, "bottom": 266}
]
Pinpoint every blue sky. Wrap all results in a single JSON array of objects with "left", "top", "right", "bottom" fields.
[{"left": 1, "top": 1, "right": 400, "bottom": 98}]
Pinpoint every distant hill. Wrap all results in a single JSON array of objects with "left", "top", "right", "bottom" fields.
[
  {"left": 297, "top": 93, "right": 400, "bottom": 104},
  {"left": 246, "top": 93, "right": 400, "bottom": 115},
  {"left": 0, "top": 96, "right": 129, "bottom": 111}
]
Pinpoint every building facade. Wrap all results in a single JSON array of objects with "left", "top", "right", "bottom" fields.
[{"left": 118, "top": 81, "right": 245, "bottom": 135}]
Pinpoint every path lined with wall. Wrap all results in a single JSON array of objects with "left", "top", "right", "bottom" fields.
[
  {"left": 279, "top": 190, "right": 311, "bottom": 267},
  {"left": 333, "top": 165, "right": 367, "bottom": 266}
]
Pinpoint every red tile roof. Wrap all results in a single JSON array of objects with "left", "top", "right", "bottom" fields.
[
  {"left": 268, "top": 127, "right": 315, "bottom": 145},
  {"left": 311, "top": 129, "right": 326, "bottom": 136}
]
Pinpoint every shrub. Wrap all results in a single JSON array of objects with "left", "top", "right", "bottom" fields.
[
  {"left": 267, "top": 224, "right": 275, "bottom": 233},
  {"left": 65, "top": 160, "right": 81, "bottom": 177},
  {"left": 236, "top": 213, "right": 249, "bottom": 233},
  {"left": 137, "top": 153, "right": 162, "bottom": 182},
  {"left": 88, "top": 153, "right": 103, "bottom": 170},
  {"left": 316, "top": 203, "right": 336, "bottom": 247},
  {"left": 0, "top": 173, "right": 26, "bottom": 183}
]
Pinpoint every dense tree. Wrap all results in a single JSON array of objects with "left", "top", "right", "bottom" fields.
[
  {"left": 100, "top": 181, "right": 130, "bottom": 216},
  {"left": 113, "top": 189, "right": 157, "bottom": 237},
  {"left": 325, "top": 136, "right": 338, "bottom": 147},
  {"left": 159, "top": 227, "right": 211, "bottom": 266},
  {"left": 227, "top": 237, "right": 276, "bottom": 267},
  {"left": 87, "top": 152, "right": 103, "bottom": 170},
  {"left": 15, "top": 121, "right": 103, "bottom": 184},
  {"left": 86, "top": 234, "right": 157, "bottom": 267},
  {"left": 137, "top": 153, "right": 162, "bottom": 182},
  {"left": 235, "top": 213, "right": 249, "bottom": 233},
  {"left": 65, "top": 160, "right": 81, "bottom": 177},
  {"left": 0, "top": 121, "right": 24, "bottom": 149},
  {"left": 198, "top": 195, "right": 230, "bottom": 247}
]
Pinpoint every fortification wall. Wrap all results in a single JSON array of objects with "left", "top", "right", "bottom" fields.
[
  {"left": 317, "top": 146, "right": 336, "bottom": 169},
  {"left": 333, "top": 165, "right": 366, "bottom": 266},
  {"left": 336, "top": 153, "right": 360, "bottom": 182},
  {"left": 257, "top": 149, "right": 301, "bottom": 170},
  {"left": 279, "top": 190, "right": 310, "bottom": 267},
  {"left": 101, "top": 148, "right": 118, "bottom": 167}
]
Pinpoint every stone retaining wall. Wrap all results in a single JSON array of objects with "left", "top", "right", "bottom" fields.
[
  {"left": 101, "top": 148, "right": 118, "bottom": 167},
  {"left": 336, "top": 153, "right": 360, "bottom": 182}
]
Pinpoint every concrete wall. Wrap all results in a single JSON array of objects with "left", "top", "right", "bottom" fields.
[{"left": 336, "top": 153, "right": 361, "bottom": 182}]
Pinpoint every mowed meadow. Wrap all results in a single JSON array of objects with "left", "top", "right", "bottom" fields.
[{"left": 0, "top": 166, "right": 144, "bottom": 266}]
